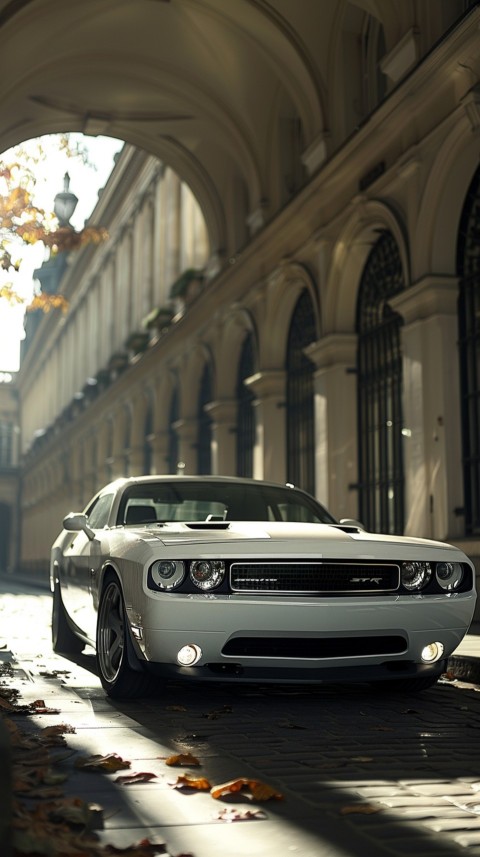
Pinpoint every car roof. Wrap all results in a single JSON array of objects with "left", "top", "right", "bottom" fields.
[{"left": 103, "top": 475, "right": 299, "bottom": 492}]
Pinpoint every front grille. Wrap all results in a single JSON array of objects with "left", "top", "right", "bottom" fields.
[
  {"left": 230, "top": 561, "right": 399, "bottom": 593},
  {"left": 222, "top": 635, "right": 407, "bottom": 658}
]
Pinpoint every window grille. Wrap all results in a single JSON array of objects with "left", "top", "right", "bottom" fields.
[
  {"left": 356, "top": 231, "right": 405, "bottom": 534},
  {"left": 236, "top": 333, "right": 256, "bottom": 477},
  {"left": 286, "top": 290, "right": 316, "bottom": 495},
  {"left": 457, "top": 165, "right": 480, "bottom": 534}
]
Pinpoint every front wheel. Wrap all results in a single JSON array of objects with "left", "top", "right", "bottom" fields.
[{"left": 96, "top": 577, "right": 157, "bottom": 698}]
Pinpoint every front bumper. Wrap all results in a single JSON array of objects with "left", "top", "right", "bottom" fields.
[{"left": 127, "top": 590, "right": 476, "bottom": 684}]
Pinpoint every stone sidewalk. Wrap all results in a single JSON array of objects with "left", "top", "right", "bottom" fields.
[
  {"left": 3, "top": 624, "right": 480, "bottom": 857},
  {"left": 2, "top": 578, "right": 480, "bottom": 857}
]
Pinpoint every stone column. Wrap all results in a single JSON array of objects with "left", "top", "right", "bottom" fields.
[
  {"left": 128, "top": 445, "right": 145, "bottom": 477},
  {"left": 391, "top": 276, "right": 463, "bottom": 540},
  {"left": 150, "top": 430, "right": 170, "bottom": 475},
  {"left": 245, "top": 371, "right": 286, "bottom": 483},
  {"left": 305, "top": 335, "right": 358, "bottom": 518},
  {"left": 205, "top": 399, "right": 237, "bottom": 475},
  {"left": 173, "top": 418, "right": 198, "bottom": 476}
]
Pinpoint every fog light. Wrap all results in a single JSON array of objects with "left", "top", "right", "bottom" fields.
[
  {"left": 421, "top": 642, "right": 444, "bottom": 663},
  {"left": 177, "top": 644, "right": 202, "bottom": 666}
]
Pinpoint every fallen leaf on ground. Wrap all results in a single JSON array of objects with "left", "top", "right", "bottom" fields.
[
  {"left": 29, "top": 699, "right": 61, "bottom": 714},
  {"left": 165, "top": 704, "right": 187, "bottom": 712},
  {"left": 41, "top": 723, "right": 76, "bottom": 744},
  {"left": 210, "top": 778, "right": 283, "bottom": 801},
  {"left": 115, "top": 772, "right": 157, "bottom": 785},
  {"left": 165, "top": 753, "right": 201, "bottom": 767},
  {"left": 75, "top": 753, "right": 131, "bottom": 773},
  {"left": 170, "top": 773, "right": 212, "bottom": 791},
  {"left": 100, "top": 840, "right": 172, "bottom": 855},
  {"left": 38, "top": 669, "right": 71, "bottom": 678}
]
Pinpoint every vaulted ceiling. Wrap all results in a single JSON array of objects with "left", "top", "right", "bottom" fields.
[{"left": 0, "top": 0, "right": 468, "bottom": 259}]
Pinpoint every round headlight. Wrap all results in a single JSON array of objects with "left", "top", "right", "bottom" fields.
[
  {"left": 401, "top": 561, "right": 432, "bottom": 591},
  {"left": 151, "top": 560, "right": 185, "bottom": 590},
  {"left": 190, "top": 560, "right": 225, "bottom": 590},
  {"left": 436, "top": 561, "right": 464, "bottom": 590}
]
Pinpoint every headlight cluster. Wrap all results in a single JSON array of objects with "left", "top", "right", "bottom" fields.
[
  {"left": 151, "top": 560, "right": 186, "bottom": 590},
  {"left": 400, "top": 560, "right": 464, "bottom": 592},
  {"left": 149, "top": 559, "right": 226, "bottom": 591}
]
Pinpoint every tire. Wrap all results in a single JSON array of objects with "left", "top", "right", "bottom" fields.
[
  {"left": 96, "top": 576, "right": 157, "bottom": 699},
  {"left": 371, "top": 675, "right": 440, "bottom": 693},
  {"left": 52, "top": 583, "right": 85, "bottom": 655}
]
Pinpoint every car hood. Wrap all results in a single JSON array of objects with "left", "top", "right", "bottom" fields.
[{"left": 129, "top": 520, "right": 467, "bottom": 559}]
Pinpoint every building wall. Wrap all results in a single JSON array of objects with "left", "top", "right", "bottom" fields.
[
  {"left": 0, "top": 374, "right": 20, "bottom": 573},
  {"left": 14, "top": 5, "right": 480, "bottom": 581}
]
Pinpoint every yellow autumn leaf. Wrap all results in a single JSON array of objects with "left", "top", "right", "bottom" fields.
[
  {"left": 74, "top": 752, "right": 131, "bottom": 773},
  {"left": 170, "top": 773, "right": 212, "bottom": 790},
  {"left": 210, "top": 778, "right": 283, "bottom": 801},
  {"left": 165, "top": 752, "right": 201, "bottom": 767}
]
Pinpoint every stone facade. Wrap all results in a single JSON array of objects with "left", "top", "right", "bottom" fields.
[
  {"left": 1, "top": 2, "right": 479, "bottom": 590},
  {"left": 0, "top": 374, "right": 19, "bottom": 573}
]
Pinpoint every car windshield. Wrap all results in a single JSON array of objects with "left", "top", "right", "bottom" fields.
[{"left": 117, "top": 481, "right": 337, "bottom": 526}]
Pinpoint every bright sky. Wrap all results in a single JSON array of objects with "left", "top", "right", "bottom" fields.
[{"left": 0, "top": 134, "right": 123, "bottom": 372}]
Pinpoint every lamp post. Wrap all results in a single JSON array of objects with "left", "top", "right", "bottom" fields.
[
  {"left": 54, "top": 173, "right": 78, "bottom": 227},
  {"left": 22, "top": 173, "right": 80, "bottom": 359},
  {"left": 33, "top": 173, "right": 79, "bottom": 295}
]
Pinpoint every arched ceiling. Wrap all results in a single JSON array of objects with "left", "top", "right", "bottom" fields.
[
  {"left": 0, "top": 0, "right": 332, "bottom": 254},
  {"left": 0, "top": 0, "right": 460, "bottom": 259}
]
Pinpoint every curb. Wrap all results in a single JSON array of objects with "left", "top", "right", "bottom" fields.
[{"left": 447, "top": 653, "right": 480, "bottom": 684}]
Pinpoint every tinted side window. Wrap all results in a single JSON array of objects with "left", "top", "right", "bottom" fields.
[{"left": 87, "top": 494, "right": 114, "bottom": 529}]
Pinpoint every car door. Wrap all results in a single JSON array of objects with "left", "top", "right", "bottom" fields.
[{"left": 60, "top": 493, "right": 114, "bottom": 639}]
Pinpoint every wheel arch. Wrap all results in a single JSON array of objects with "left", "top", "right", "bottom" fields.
[{"left": 96, "top": 563, "right": 147, "bottom": 672}]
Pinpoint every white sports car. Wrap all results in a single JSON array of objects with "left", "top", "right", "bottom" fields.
[{"left": 50, "top": 475, "right": 476, "bottom": 698}]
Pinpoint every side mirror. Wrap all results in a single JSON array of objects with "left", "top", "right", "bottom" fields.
[{"left": 63, "top": 512, "right": 95, "bottom": 541}]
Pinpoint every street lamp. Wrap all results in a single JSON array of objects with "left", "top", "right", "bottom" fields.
[{"left": 54, "top": 172, "right": 78, "bottom": 227}]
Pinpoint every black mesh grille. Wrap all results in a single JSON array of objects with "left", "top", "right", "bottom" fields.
[
  {"left": 230, "top": 562, "right": 399, "bottom": 593},
  {"left": 222, "top": 635, "right": 407, "bottom": 658}
]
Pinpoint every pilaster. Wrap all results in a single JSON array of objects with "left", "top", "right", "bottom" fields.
[{"left": 245, "top": 371, "right": 286, "bottom": 483}]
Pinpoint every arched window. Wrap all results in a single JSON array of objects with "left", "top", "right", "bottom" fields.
[
  {"left": 167, "top": 388, "right": 179, "bottom": 474},
  {"left": 236, "top": 333, "right": 256, "bottom": 477},
  {"left": 197, "top": 363, "right": 213, "bottom": 474},
  {"left": 356, "top": 231, "right": 405, "bottom": 534},
  {"left": 457, "top": 165, "right": 480, "bottom": 534},
  {"left": 286, "top": 290, "right": 316, "bottom": 494},
  {"left": 342, "top": 4, "right": 386, "bottom": 137}
]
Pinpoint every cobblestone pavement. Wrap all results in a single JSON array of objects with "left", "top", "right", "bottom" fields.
[{"left": 3, "top": 579, "right": 480, "bottom": 857}]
